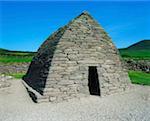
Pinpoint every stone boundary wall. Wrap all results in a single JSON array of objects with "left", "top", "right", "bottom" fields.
[
  {"left": 124, "top": 59, "right": 150, "bottom": 73},
  {"left": 0, "top": 60, "right": 149, "bottom": 75},
  {"left": 0, "top": 63, "right": 30, "bottom": 74}
]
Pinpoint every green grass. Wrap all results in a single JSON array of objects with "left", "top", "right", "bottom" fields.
[
  {"left": 119, "top": 49, "right": 150, "bottom": 60},
  {"left": 10, "top": 73, "right": 25, "bottom": 79},
  {"left": 0, "top": 48, "right": 35, "bottom": 56},
  {"left": 128, "top": 70, "right": 150, "bottom": 85},
  {"left": 1, "top": 49, "right": 150, "bottom": 63},
  {"left": 2, "top": 73, "right": 25, "bottom": 79},
  {"left": 0, "top": 48, "right": 35, "bottom": 63},
  {"left": 0, "top": 55, "right": 33, "bottom": 63}
]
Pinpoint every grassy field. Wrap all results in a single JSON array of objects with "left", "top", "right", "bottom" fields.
[
  {"left": 119, "top": 49, "right": 150, "bottom": 60},
  {"left": 128, "top": 70, "right": 150, "bottom": 85},
  {"left": 119, "top": 40, "right": 150, "bottom": 60},
  {"left": 1, "top": 50, "right": 150, "bottom": 63},
  {"left": 0, "top": 48, "right": 150, "bottom": 63},
  {"left": 0, "top": 48, "right": 34, "bottom": 63},
  {"left": 0, "top": 48, "right": 35, "bottom": 56},
  {"left": 0, "top": 55, "right": 33, "bottom": 63}
]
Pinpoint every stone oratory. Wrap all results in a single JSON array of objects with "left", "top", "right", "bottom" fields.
[{"left": 23, "top": 11, "right": 130, "bottom": 103}]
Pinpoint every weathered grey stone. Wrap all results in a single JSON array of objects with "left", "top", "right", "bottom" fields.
[
  {"left": 0, "top": 75, "right": 11, "bottom": 88},
  {"left": 23, "top": 11, "right": 131, "bottom": 103},
  {"left": 0, "top": 63, "right": 29, "bottom": 74},
  {"left": 49, "top": 96, "right": 57, "bottom": 102},
  {"left": 124, "top": 59, "right": 150, "bottom": 73}
]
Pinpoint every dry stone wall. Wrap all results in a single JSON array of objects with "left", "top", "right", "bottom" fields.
[
  {"left": 124, "top": 59, "right": 150, "bottom": 73},
  {"left": 0, "top": 63, "right": 29, "bottom": 74},
  {"left": 24, "top": 12, "right": 130, "bottom": 103}
]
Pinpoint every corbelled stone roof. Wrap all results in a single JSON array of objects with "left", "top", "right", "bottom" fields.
[
  {"left": 36, "top": 11, "right": 113, "bottom": 59},
  {"left": 23, "top": 11, "right": 130, "bottom": 103}
]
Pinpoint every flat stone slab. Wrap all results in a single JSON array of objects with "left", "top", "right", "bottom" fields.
[{"left": 22, "top": 80, "right": 50, "bottom": 103}]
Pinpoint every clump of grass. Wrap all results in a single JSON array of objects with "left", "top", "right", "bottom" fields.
[
  {"left": 128, "top": 70, "right": 150, "bottom": 85},
  {"left": 4, "top": 73, "right": 25, "bottom": 79}
]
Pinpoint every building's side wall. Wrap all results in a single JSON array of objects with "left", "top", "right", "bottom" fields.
[
  {"left": 43, "top": 14, "right": 130, "bottom": 102},
  {"left": 23, "top": 27, "right": 66, "bottom": 94}
]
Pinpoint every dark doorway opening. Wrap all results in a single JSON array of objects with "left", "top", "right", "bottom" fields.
[{"left": 88, "top": 66, "right": 100, "bottom": 96}]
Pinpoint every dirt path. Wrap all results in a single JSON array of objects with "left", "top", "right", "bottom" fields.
[{"left": 0, "top": 79, "right": 150, "bottom": 121}]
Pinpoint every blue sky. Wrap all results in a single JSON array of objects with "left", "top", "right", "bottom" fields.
[{"left": 0, "top": 1, "right": 150, "bottom": 51}]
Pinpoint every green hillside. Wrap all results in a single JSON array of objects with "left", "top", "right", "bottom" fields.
[
  {"left": 127, "top": 40, "right": 150, "bottom": 50},
  {"left": 0, "top": 48, "right": 35, "bottom": 63},
  {"left": 119, "top": 40, "right": 150, "bottom": 60},
  {"left": 0, "top": 48, "right": 35, "bottom": 56}
]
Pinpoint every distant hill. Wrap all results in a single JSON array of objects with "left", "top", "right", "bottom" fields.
[
  {"left": 0, "top": 48, "right": 35, "bottom": 63},
  {"left": 119, "top": 40, "right": 150, "bottom": 59},
  {"left": 0, "top": 48, "right": 9, "bottom": 53},
  {"left": 0, "top": 48, "right": 35, "bottom": 56},
  {"left": 127, "top": 40, "right": 150, "bottom": 51}
]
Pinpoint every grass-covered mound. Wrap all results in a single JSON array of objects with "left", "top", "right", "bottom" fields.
[{"left": 129, "top": 70, "right": 150, "bottom": 85}]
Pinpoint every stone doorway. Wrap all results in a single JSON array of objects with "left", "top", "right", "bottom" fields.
[{"left": 88, "top": 66, "right": 100, "bottom": 96}]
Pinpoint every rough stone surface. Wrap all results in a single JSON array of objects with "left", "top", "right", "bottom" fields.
[
  {"left": 0, "top": 63, "right": 29, "bottom": 74},
  {"left": 23, "top": 12, "right": 131, "bottom": 103},
  {"left": 0, "top": 75, "right": 11, "bottom": 88},
  {"left": 124, "top": 59, "right": 150, "bottom": 73},
  {"left": 0, "top": 60, "right": 149, "bottom": 75}
]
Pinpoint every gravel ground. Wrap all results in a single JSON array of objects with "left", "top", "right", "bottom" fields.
[
  {"left": 0, "top": 75, "right": 12, "bottom": 88},
  {"left": 0, "top": 78, "right": 150, "bottom": 121}
]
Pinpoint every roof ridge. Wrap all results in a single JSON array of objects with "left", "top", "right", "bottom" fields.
[{"left": 36, "top": 25, "right": 68, "bottom": 55}]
